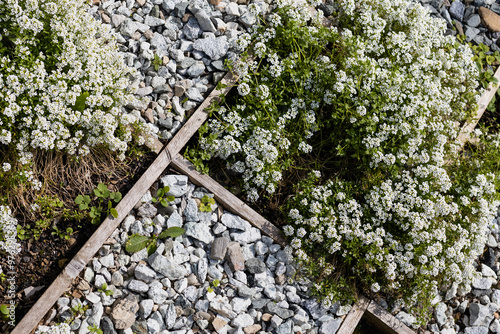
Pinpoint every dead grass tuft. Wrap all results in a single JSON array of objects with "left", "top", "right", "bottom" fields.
[{"left": 9, "top": 146, "right": 140, "bottom": 224}]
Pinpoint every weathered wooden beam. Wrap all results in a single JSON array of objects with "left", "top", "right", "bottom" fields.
[
  {"left": 456, "top": 66, "right": 500, "bottom": 146},
  {"left": 363, "top": 300, "right": 416, "bottom": 334},
  {"left": 170, "top": 154, "right": 287, "bottom": 246},
  {"left": 337, "top": 295, "right": 371, "bottom": 334}
]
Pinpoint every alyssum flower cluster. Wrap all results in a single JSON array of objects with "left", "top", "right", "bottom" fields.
[
  {"left": 0, "top": 0, "right": 145, "bottom": 166},
  {"left": 195, "top": 0, "right": 500, "bottom": 324}
]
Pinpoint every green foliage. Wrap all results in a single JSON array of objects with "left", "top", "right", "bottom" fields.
[
  {"left": 151, "top": 186, "right": 175, "bottom": 208},
  {"left": 206, "top": 278, "right": 220, "bottom": 293},
  {"left": 75, "top": 183, "right": 121, "bottom": 225},
  {"left": 125, "top": 226, "right": 185, "bottom": 255},
  {"left": 98, "top": 282, "right": 114, "bottom": 296},
  {"left": 70, "top": 302, "right": 87, "bottom": 315},
  {"left": 470, "top": 43, "right": 500, "bottom": 111},
  {"left": 65, "top": 302, "right": 89, "bottom": 324},
  {"left": 87, "top": 325, "right": 103, "bottom": 334},
  {"left": 16, "top": 224, "right": 30, "bottom": 241},
  {"left": 152, "top": 54, "right": 162, "bottom": 71},
  {"left": 183, "top": 147, "right": 211, "bottom": 174},
  {"left": 0, "top": 304, "right": 10, "bottom": 321},
  {"left": 9, "top": 195, "right": 83, "bottom": 242},
  {"left": 199, "top": 195, "right": 215, "bottom": 212},
  {"left": 51, "top": 225, "right": 74, "bottom": 241},
  {"left": 471, "top": 43, "right": 500, "bottom": 88}
]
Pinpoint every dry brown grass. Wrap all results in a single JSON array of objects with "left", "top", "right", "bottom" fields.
[{"left": 8, "top": 146, "right": 140, "bottom": 224}]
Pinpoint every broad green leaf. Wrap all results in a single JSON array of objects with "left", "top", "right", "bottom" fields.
[
  {"left": 146, "top": 242, "right": 157, "bottom": 256},
  {"left": 166, "top": 195, "right": 175, "bottom": 202},
  {"left": 94, "top": 188, "right": 102, "bottom": 197},
  {"left": 125, "top": 234, "right": 150, "bottom": 253},
  {"left": 75, "top": 195, "right": 83, "bottom": 204},
  {"left": 160, "top": 199, "right": 169, "bottom": 207},
  {"left": 157, "top": 188, "right": 164, "bottom": 197},
  {"left": 158, "top": 226, "right": 185, "bottom": 239},
  {"left": 110, "top": 208, "right": 118, "bottom": 219},
  {"left": 114, "top": 192, "right": 122, "bottom": 202},
  {"left": 98, "top": 183, "right": 107, "bottom": 192},
  {"left": 0, "top": 304, "right": 9, "bottom": 315}
]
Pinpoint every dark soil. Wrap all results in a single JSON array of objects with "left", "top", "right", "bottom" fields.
[{"left": 0, "top": 149, "right": 156, "bottom": 330}]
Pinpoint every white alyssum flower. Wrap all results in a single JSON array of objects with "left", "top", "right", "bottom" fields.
[
  {"left": 35, "top": 323, "right": 71, "bottom": 334},
  {"left": 237, "top": 82, "right": 251, "bottom": 96},
  {"left": 2, "top": 163, "right": 11, "bottom": 172},
  {"left": 0, "top": 206, "right": 21, "bottom": 255},
  {"left": 0, "top": 0, "right": 146, "bottom": 165}
]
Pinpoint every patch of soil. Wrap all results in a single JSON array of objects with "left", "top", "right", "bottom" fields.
[{"left": 0, "top": 148, "right": 156, "bottom": 329}]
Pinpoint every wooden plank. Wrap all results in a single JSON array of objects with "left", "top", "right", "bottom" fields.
[
  {"left": 12, "top": 71, "right": 238, "bottom": 334},
  {"left": 337, "top": 295, "right": 371, "bottom": 334},
  {"left": 170, "top": 154, "right": 288, "bottom": 246},
  {"left": 456, "top": 66, "right": 500, "bottom": 146},
  {"left": 363, "top": 300, "right": 416, "bottom": 334}
]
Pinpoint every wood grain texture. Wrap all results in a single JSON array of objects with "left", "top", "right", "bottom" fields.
[
  {"left": 170, "top": 154, "right": 288, "bottom": 246},
  {"left": 363, "top": 300, "right": 416, "bottom": 334},
  {"left": 12, "top": 71, "right": 237, "bottom": 334},
  {"left": 337, "top": 295, "right": 370, "bottom": 334},
  {"left": 456, "top": 66, "right": 500, "bottom": 146}
]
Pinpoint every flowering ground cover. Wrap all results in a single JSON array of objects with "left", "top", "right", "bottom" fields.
[{"left": 186, "top": 0, "right": 500, "bottom": 326}]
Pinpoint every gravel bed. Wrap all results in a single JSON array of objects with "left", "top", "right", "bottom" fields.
[
  {"left": 37, "top": 174, "right": 351, "bottom": 334},
  {"left": 87, "top": 0, "right": 269, "bottom": 141},
  {"left": 417, "top": 0, "right": 500, "bottom": 51}
]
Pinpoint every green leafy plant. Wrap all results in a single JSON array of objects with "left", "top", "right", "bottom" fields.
[
  {"left": 13, "top": 195, "right": 83, "bottom": 241},
  {"left": 152, "top": 53, "right": 163, "bottom": 71},
  {"left": 126, "top": 226, "right": 185, "bottom": 255},
  {"left": 98, "top": 282, "right": 114, "bottom": 296},
  {"left": 75, "top": 183, "right": 122, "bottom": 224},
  {"left": 471, "top": 43, "right": 500, "bottom": 81},
  {"left": 207, "top": 279, "right": 220, "bottom": 293},
  {"left": 16, "top": 224, "right": 30, "bottom": 241},
  {"left": 0, "top": 304, "right": 10, "bottom": 321},
  {"left": 51, "top": 225, "right": 74, "bottom": 241},
  {"left": 63, "top": 302, "right": 89, "bottom": 324},
  {"left": 184, "top": 146, "right": 211, "bottom": 174},
  {"left": 470, "top": 43, "right": 500, "bottom": 110},
  {"left": 151, "top": 186, "right": 175, "bottom": 207},
  {"left": 199, "top": 195, "right": 215, "bottom": 212},
  {"left": 87, "top": 324, "right": 103, "bottom": 334}
]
